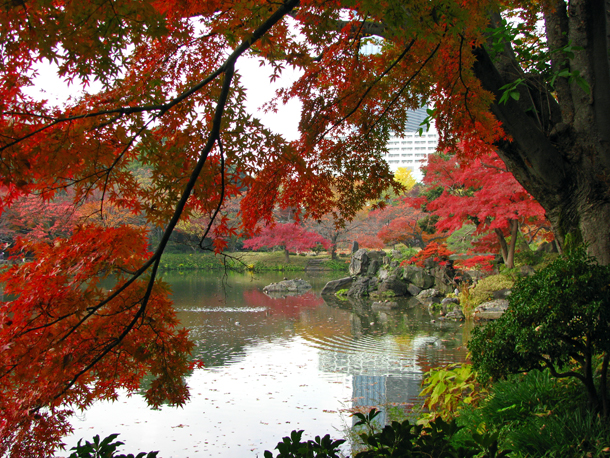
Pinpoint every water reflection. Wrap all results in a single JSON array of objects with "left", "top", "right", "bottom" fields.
[{"left": 64, "top": 271, "right": 469, "bottom": 458}]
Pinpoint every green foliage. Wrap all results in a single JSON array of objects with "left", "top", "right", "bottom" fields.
[
  {"left": 251, "top": 261, "right": 304, "bottom": 272},
  {"left": 158, "top": 252, "right": 347, "bottom": 273},
  {"left": 462, "top": 274, "right": 515, "bottom": 309},
  {"left": 69, "top": 434, "right": 158, "bottom": 458},
  {"left": 393, "top": 244, "right": 418, "bottom": 259},
  {"left": 468, "top": 248, "right": 610, "bottom": 413},
  {"left": 512, "top": 249, "right": 544, "bottom": 268},
  {"left": 457, "top": 370, "right": 610, "bottom": 457},
  {"left": 418, "top": 186, "right": 444, "bottom": 212},
  {"left": 419, "top": 363, "right": 486, "bottom": 423},
  {"left": 335, "top": 288, "right": 349, "bottom": 297},
  {"left": 446, "top": 225, "right": 476, "bottom": 254},
  {"left": 158, "top": 252, "right": 240, "bottom": 271},
  {"left": 325, "top": 259, "right": 350, "bottom": 272},
  {"left": 263, "top": 430, "right": 345, "bottom": 458},
  {"left": 351, "top": 409, "right": 510, "bottom": 458},
  {"left": 416, "top": 215, "right": 439, "bottom": 235}
]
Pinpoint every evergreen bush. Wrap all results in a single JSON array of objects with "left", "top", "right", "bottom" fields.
[{"left": 469, "top": 247, "right": 610, "bottom": 415}]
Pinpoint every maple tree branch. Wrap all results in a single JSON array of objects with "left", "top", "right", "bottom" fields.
[
  {"left": 456, "top": 33, "right": 476, "bottom": 124},
  {"left": 99, "top": 119, "right": 156, "bottom": 218},
  {"left": 480, "top": 161, "right": 508, "bottom": 173},
  {"left": 320, "top": 38, "right": 417, "bottom": 140},
  {"left": 367, "top": 38, "right": 443, "bottom": 136},
  {"left": 293, "top": 12, "right": 387, "bottom": 39},
  {"left": 55, "top": 0, "right": 301, "bottom": 400},
  {"left": 57, "top": 61, "right": 234, "bottom": 399},
  {"left": 199, "top": 138, "right": 226, "bottom": 249}
]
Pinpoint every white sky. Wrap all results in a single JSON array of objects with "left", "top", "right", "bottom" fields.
[{"left": 25, "top": 56, "right": 304, "bottom": 141}]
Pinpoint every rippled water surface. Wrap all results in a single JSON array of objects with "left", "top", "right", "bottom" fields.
[{"left": 63, "top": 271, "right": 470, "bottom": 457}]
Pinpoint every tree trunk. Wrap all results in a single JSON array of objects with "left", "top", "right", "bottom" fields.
[
  {"left": 330, "top": 234, "right": 339, "bottom": 260},
  {"left": 494, "top": 228, "right": 509, "bottom": 265},
  {"left": 494, "top": 220, "right": 519, "bottom": 268},
  {"left": 471, "top": 1, "right": 610, "bottom": 265},
  {"left": 283, "top": 247, "right": 290, "bottom": 263},
  {"left": 517, "top": 224, "right": 531, "bottom": 253},
  {"left": 506, "top": 220, "right": 518, "bottom": 269},
  {"left": 330, "top": 245, "right": 337, "bottom": 260},
  {"left": 601, "top": 352, "right": 609, "bottom": 418}
]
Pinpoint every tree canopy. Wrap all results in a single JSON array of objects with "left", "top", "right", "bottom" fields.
[{"left": 1, "top": 0, "right": 609, "bottom": 454}]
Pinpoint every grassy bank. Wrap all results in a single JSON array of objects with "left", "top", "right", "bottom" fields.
[{"left": 158, "top": 251, "right": 350, "bottom": 273}]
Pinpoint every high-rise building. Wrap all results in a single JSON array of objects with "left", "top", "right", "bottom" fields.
[
  {"left": 359, "top": 42, "right": 438, "bottom": 181},
  {"left": 383, "top": 106, "right": 438, "bottom": 181}
]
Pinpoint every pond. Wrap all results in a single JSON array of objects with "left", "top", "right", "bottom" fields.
[{"left": 62, "top": 271, "right": 470, "bottom": 458}]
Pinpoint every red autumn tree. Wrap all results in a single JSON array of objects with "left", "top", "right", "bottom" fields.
[
  {"left": 0, "top": 194, "right": 80, "bottom": 245},
  {"left": 0, "top": 226, "right": 199, "bottom": 457},
  {"left": 0, "top": 0, "right": 609, "bottom": 454},
  {"left": 242, "top": 223, "right": 330, "bottom": 262},
  {"left": 415, "top": 149, "right": 549, "bottom": 268},
  {"left": 304, "top": 207, "right": 370, "bottom": 258},
  {"left": 376, "top": 213, "right": 446, "bottom": 249},
  {"left": 355, "top": 234, "right": 385, "bottom": 250}
]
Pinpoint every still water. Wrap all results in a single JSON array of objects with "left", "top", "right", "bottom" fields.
[{"left": 63, "top": 271, "right": 470, "bottom": 457}]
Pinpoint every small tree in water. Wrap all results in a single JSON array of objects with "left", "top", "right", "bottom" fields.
[{"left": 469, "top": 247, "right": 610, "bottom": 416}]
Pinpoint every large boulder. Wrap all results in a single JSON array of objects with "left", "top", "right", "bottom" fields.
[
  {"left": 407, "top": 284, "right": 422, "bottom": 296},
  {"left": 431, "top": 265, "right": 457, "bottom": 295},
  {"left": 374, "top": 275, "right": 410, "bottom": 297},
  {"left": 416, "top": 288, "right": 443, "bottom": 305},
  {"left": 367, "top": 250, "right": 387, "bottom": 263},
  {"left": 377, "top": 268, "right": 390, "bottom": 281},
  {"left": 367, "top": 259, "right": 382, "bottom": 276},
  {"left": 403, "top": 265, "right": 435, "bottom": 290},
  {"left": 349, "top": 249, "right": 370, "bottom": 276},
  {"left": 372, "top": 301, "right": 399, "bottom": 311},
  {"left": 474, "top": 299, "right": 509, "bottom": 320},
  {"left": 347, "top": 276, "right": 378, "bottom": 297},
  {"left": 321, "top": 277, "right": 354, "bottom": 295},
  {"left": 445, "top": 305, "right": 465, "bottom": 321}
]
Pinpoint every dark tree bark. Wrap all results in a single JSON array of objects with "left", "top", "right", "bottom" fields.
[
  {"left": 471, "top": 0, "right": 610, "bottom": 264},
  {"left": 494, "top": 219, "right": 519, "bottom": 268}
]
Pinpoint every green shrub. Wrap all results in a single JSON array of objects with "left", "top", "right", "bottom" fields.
[
  {"left": 419, "top": 363, "right": 486, "bottom": 423},
  {"left": 158, "top": 253, "right": 241, "bottom": 271},
  {"left": 263, "top": 431, "right": 344, "bottom": 458},
  {"left": 351, "top": 409, "right": 509, "bottom": 458},
  {"left": 265, "top": 411, "right": 510, "bottom": 458},
  {"left": 457, "top": 370, "right": 610, "bottom": 457},
  {"left": 335, "top": 288, "right": 349, "bottom": 298},
  {"left": 462, "top": 274, "right": 514, "bottom": 309},
  {"left": 513, "top": 249, "right": 544, "bottom": 268},
  {"left": 325, "top": 259, "right": 350, "bottom": 272},
  {"left": 69, "top": 434, "right": 158, "bottom": 458},
  {"left": 469, "top": 247, "right": 610, "bottom": 416}
]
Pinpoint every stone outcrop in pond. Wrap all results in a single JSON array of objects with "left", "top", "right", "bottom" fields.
[
  {"left": 322, "top": 248, "right": 463, "bottom": 302},
  {"left": 263, "top": 278, "right": 312, "bottom": 297}
]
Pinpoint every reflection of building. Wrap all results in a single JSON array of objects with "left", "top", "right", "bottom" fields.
[
  {"left": 317, "top": 337, "right": 420, "bottom": 375},
  {"left": 351, "top": 374, "right": 423, "bottom": 426},
  {"left": 316, "top": 335, "right": 430, "bottom": 418}
]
